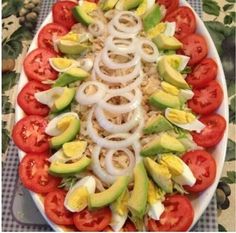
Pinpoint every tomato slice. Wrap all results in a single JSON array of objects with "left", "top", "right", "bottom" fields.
[
  {"left": 182, "top": 150, "right": 217, "bottom": 193},
  {"left": 191, "top": 113, "right": 226, "bottom": 148},
  {"left": 147, "top": 194, "right": 194, "bottom": 231},
  {"left": 123, "top": 220, "right": 137, "bottom": 232},
  {"left": 178, "top": 34, "right": 208, "bottom": 66},
  {"left": 12, "top": 115, "right": 50, "bottom": 153},
  {"left": 156, "top": 0, "right": 179, "bottom": 15},
  {"left": 38, "top": 23, "right": 68, "bottom": 52},
  {"left": 17, "top": 81, "right": 50, "bottom": 116},
  {"left": 188, "top": 80, "right": 223, "bottom": 115},
  {"left": 52, "top": 1, "right": 77, "bottom": 29},
  {"left": 73, "top": 207, "right": 112, "bottom": 232},
  {"left": 23, "top": 48, "right": 58, "bottom": 82},
  {"left": 19, "top": 153, "right": 61, "bottom": 194},
  {"left": 186, "top": 58, "right": 218, "bottom": 88},
  {"left": 164, "top": 6, "right": 196, "bottom": 40},
  {"left": 44, "top": 189, "right": 74, "bottom": 225}
]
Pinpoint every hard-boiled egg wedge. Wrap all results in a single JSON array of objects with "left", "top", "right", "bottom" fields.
[
  {"left": 45, "top": 112, "right": 79, "bottom": 136},
  {"left": 147, "top": 180, "right": 165, "bottom": 220},
  {"left": 166, "top": 54, "right": 190, "bottom": 72},
  {"left": 64, "top": 176, "right": 96, "bottom": 212},
  {"left": 48, "top": 149, "right": 67, "bottom": 163},
  {"left": 160, "top": 154, "right": 196, "bottom": 187},
  {"left": 136, "top": 0, "right": 155, "bottom": 16},
  {"left": 49, "top": 57, "right": 77, "bottom": 72},
  {"left": 110, "top": 190, "right": 129, "bottom": 232},
  {"left": 179, "top": 89, "right": 194, "bottom": 101},
  {"left": 147, "top": 22, "right": 176, "bottom": 38},
  {"left": 165, "top": 108, "right": 205, "bottom": 133},
  {"left": 34, "top": 87, "right": 64, "bottom": 108}
]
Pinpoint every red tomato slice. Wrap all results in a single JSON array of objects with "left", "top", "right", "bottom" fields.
[
  {"left": 17, "top": 81, "right": 50, "bottom": 116},
  {"left": 12, "top": 115, "right": 50, "bottom": 153},
  {"left": 23, "top": 48, "right": 58, "bottom": 82},
  {"left": 156, "top": 0, "right": 179, "bottom": 15},
  {"left": 191, "top": 114, "right": 226, "bottom": 148},
  {"left": 123, "top": 220, "right": 137, "bottom": 232},
  {"left": 188, "top": 80, "right": 223, "bottom": 115},
  {"left": 38, "top": 23, "right": 68, "bottom": 52},
  {"left": 164, "top": 6, "right": 196, "bottom": 40},
  {"left": 52, "top": 1, "right": 77, "bottom": 29},
  {"left": 44, "top": 189, "right": 74, "bottom": 225},
  {"left": 147, "top": 194, "right": 194, "bottom": 231},
  {"left": 73, "top": 207, "right": 112, "bottom": 232},
  {"left": 182, "top": 150, "right": 217, "bottom": 193},
  {"left": 178, "top": 34, "right": 208, "bottom": 66},
  {"left": 186, "top": 58, "right": 218, "bottom": 88},
  {"left": 19, "top": 153, "right": 61, "bottom": 194}
]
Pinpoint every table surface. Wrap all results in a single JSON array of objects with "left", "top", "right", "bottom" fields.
[{"left": 2, "top": 0, "right": 236, "bottom": 232}]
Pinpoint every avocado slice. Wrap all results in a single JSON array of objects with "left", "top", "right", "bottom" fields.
[
  {"left": 158, "top": 57, "right": 190, "bottom": 89},
  {"left": 141, "top": 133, "right": 186, "bottom": 156},
  {"left": 49, "top": 156, "right": 91, "bottom": 177},
  {"left": 153, "top": 34, "right": 183, "bottom": 50},
  {"left": 50, "top": 117, "right": 80, "bottom": 149},
  {"left": 53, "top": 68, "right": 89, "bottom": 87},
  {"left": 89, "top": 176, "right": 130, "bottom": 208},
  {"left": 149, "top": 90, "right": 180, "bottom": 110},
  {"left": 100, "top": 0, "right": 119, "bottom": 11},
  {"left": 127, "top": 162, "right": 148, "bottom": 218},
  {"left": 143, "top": 115, "right": 173, "bottom": 134},
  {"left": 116, "top": 0, "right": 142, "bottom": 10},
  {"left": 52, "top": 87, "right": 75, "bottom": 112},
  {"left": 72, "top": 6, "right": 94, "bottom": 26},
  {"left": 143, "top": 157, "right": 173, "bottom": 193},
  {"left": 143, "top": 5, "right": 162, "bottom": 31},
  {"left": 58, "top": 40, "right": 89, "bottom": 55}
]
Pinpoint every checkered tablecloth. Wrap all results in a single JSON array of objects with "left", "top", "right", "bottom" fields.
[{"left": 2, "top": 0, "right": 218, "bottom": 231}]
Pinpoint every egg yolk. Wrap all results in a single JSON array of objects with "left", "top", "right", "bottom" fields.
[
  {"left": 61, "top": 32, "right": 80, "bottom": 42},
  {"left": 136, "top": 0, "right": 147, "bottom": 16},
  {"left": 51, "top": 58, "right": 73, "bottom": 70},
  {"left": 66, "top": 186, "right": 89, "bottom": 211},
  {"left": 161, "top": 81, "right": 180, "bottom": 96},
  {"left": 160, "top": 154, "right": 184, "bottom": 176},
  {"left": 166, "top": 56, "right": 181, "bottom": 70},
  {"left": 112, "top": 190, "right": 129, "bottom": 216},
  {"left": 57, "top": 116, "right": 76, "bottom": 131},
  {"left": 167, "top": 109, "right": 196, "bottom": 124},
  {"left": 63, "top": 141, "right": 87, "bottom": 158},
  {"left": 148, "top": 180, "right": 163, "bottom": 204},
  {"left": 147, "top": 23, "right": 166, "bottom": 38},
  {"left": 81, "top": 1, "right": 97, "bottom": 12}
]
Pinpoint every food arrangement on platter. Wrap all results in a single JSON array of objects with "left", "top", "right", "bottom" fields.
[{"left": 13, "top": 0, "right": 227, "bottom": 231}]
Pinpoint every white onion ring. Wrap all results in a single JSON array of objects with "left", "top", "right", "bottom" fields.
[
  {"left": 138, "top": 38, "right": 159, "bottom": 63},
  {"left": 87, "top": 107, "right": 144, "bottom": 149},
  {"left": 95, "top": 105, "right": 142, "bottom": 133},
  {"left": 94, "top": 53, "right": 141, "bottom": 83},
  {"left": 88, "top": 20, "right": 105, "bottom": 37},
  {"left": 98, "top": 90, "right": 142, "bottom": 114},
  {"left": 104, "top": 148, "right": 135, "bottom": 176},
  {"left": 101, "top": 48, "right": 140, "bottom": 69},
  {"left": 76, "top": 81, "right": 107, "bottom": 105},
  {"left": 108, "top": 22, "right": 136, "bottom": 38}
]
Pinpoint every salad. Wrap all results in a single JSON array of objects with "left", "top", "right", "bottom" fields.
[{"left": 13, "top": 0, "right": 227, "bottom": 232}]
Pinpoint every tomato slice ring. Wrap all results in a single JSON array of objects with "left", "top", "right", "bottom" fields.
[
  {"left": 19, "top": 153, "right": 61, "bottom": 194},
  {"left": 23, "top": 48, "right": 58, "bottom": 82},
  {"left": 156, "top": 0, "right": 179, "bottom": 15},
  {"left": 188, "top": 80, "right": 223, "bottom": 115},
  {"left": 17, "top": 81, "right": 50, "bottom": 116},
  {"left": 147, "top": 194, "right": 194, "bottom": 231},
  {"left": 182, "top": 150, "right": 217, "bottom": 193},
  {"left": 73, "top": 207, "right": 112, "bottom": 232},
  {"left": 186, "top": 58, "right": 218, "bottom": 88},
  {"left": 44, "top": 189, "right": 74, "bottom": 225},
  {"left": 12, "top": 115, "right": 50, "bottom": 153},
  {"left": 164, "top": 6, "right": 196, "bottom": 40},
  {"left": 191, "top": 113, "right": 226, "bottom": 148}
]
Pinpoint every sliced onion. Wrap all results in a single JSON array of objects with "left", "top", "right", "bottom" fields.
[
  {"left": 98, "top": 89, "right": 142, "bottom": 114},
  {"left": 108, "top": 22, "right": 136, "bottom": 38},
  {"left": 77, "top": 58, "right": 94, "bottom": 71},
  {"left": 76, "top": 81, "right": 107, "bottom": 105},
  {"left": 101, "top": 48, "right": 140, "bottom": 69},
  {"left": 95, "top": 105, "right": 142, "bottom": 133},
  {"left": 88, "top": 20, "right": 105, "bottom": 37},
  {"left": 87, "top": 108, "right": 144, "bottom": 149},
  {"left": 94, "top": 53, "right": 141, "bottom": 83},
  {"left": 104, "top": 148, "right": 135, "bottom": 176},
  {"left": 138, "top": 38, "right": 159, "bottom": 63}
]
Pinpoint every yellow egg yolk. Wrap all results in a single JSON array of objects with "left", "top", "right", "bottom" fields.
[
  {"left": 112, "top": 190, "right": 129, "bottom": 216},
  {"left": 160, "top": 154, "right": 184, "bottom": 176},
  {"left": 161, "top": 81, "right": 180, "bottom": 96},
  {"left": 136, "top": 0, "right": 147, "bottom": 16},
  {"left": 166, "top": 56, "right": 182, "bottom": 70},
  {"left": 63, "top": 141, "right": 87, "bottom": 158},
  {"left": 81, "top": 1, "right": 97, "bottom": 12},
  {"left": 167, "top": 109, "right": 196, "bottom": 124},
  {"left": 66, "top": 186, "right": 89, "bottom": 211},
  {"left": 51, "top": 58, "right": 73, "bottom": 70},
  {"left": 147, "top": 23, "right": 166, "bottom": 38},
  {"left": 57, "top": 116, "right": 77, "bottom": 131},
  {"left": 60, "top": 32, "right": 80, "bottom": 42},
  {"left": 148, "top": 180, "right": 164, "bottom": 204}
]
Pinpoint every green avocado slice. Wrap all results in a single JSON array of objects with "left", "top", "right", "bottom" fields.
[{"left": 143, "top": 4, "right": 162, "bottom": 31}]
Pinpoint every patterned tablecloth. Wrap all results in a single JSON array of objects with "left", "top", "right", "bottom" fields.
[{"left": 2, "top": 0, "right": 236, "bottom": 232}]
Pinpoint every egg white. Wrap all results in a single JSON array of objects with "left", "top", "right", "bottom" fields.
[
  {"left": 180, "top": 89, "right": 194, "bottom": 100},
  {"left": 110, "top": 210, "right": 128, "bottom": 232},
  {"left": 146, "top": 0, "right": 155, "bottom": 10},
  {"left": 163, "top": 22, "right": 176, "bottom": 37},
  {"left": 45, "top": 112, "right": 79, "bottom": 136},
  {"left": 165, "top": 108, "right": 205, "bottom": 133},
  {"left": 148, "top": 200, "right": 165, "bottom": 221}
]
